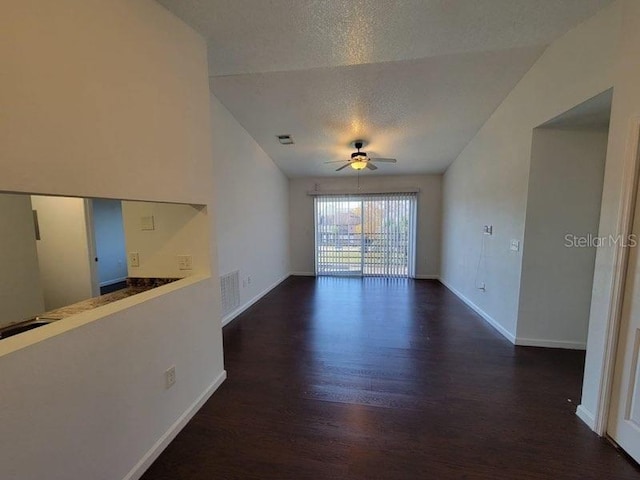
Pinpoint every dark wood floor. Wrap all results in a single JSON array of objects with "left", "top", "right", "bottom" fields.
[{"left": 142, "top": 276, "right": 640, "bottom": 479}]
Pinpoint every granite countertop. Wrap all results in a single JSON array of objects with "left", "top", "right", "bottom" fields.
[
  {"left": 36, "top": 277, "right": 180, "bottom": 321},
  {"left": 36, "top": 287, "right": 151, "bottom": 321},
  {"left": 0, "top": 278, "right": 181, "bottom": 339}
]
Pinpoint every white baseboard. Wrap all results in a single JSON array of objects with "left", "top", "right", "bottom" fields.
[
  {"left": 576, "top": 404, "right": 596, "bottom": 430},
  {"left": 222, "top": 273, "right": 289, "bottom": 327},
  {"left": 515, "top": 337, "right": 586, "bottom": 350},
  {"left": 99, "top": 276, "right": 128, "bottom": 287},
  {"left": 124, "top": 370, "right": 227, "bottom": 480},
  {"left": 289, "top": 272, "right": 439, "bottom": 280},
  {"left": 438, "top": 278, "right": 516, "bottom": 344}
]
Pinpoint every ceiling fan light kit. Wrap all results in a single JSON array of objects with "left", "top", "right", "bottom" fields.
[
  {"left": 326, "top": 140, "right": 397, "bottom": 172},
  {"left": 350, "top": 160, "right": 368, "bottom": 170}
]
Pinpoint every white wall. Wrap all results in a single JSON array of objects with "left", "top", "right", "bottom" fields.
[
  {"left": 289, "top": 175, "right": 442, "bottom": 277},
  {"left": 517, "top": 129, "right": 608, "bottom": 349},
  {"left": 0, "top": 195, "right": 44, "bottom": 329},
  {"left": 0, "top": 276, "right": 221, "bottom": 480},
  {"left": 440, "top": 0, "right": 640, "bottom": 432},
  {"left": 31, "top": 196, "right": 94, "bottom": 311},
  {"left": 122, "top": 201, "right": 211, "bottom": 278},
  {"left": 0, "top": 0, "right": 211, "bottom": 204},
  {"left": 0, "top": 1, "right": 223, "bottom": 479},
  {"left": 210, "top": 95, "right": 290, "bottom": 323},
  {"left": 92, "top": 199, "right": 128, "bottom": 287},
  {"left": 441, "top": 4, "right": 621, "bottom": 341}
]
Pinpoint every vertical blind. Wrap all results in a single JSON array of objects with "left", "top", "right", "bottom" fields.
[{"left": 314, "top": 193, "right": 417, "bottom": 278}]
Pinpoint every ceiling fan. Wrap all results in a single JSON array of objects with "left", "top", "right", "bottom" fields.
[{"left": 325, "top": 140, "right": 397, "bottom": 171}]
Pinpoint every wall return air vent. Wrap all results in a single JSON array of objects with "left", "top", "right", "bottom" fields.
[{"left": 220, "top": 270, "right": 240, "bottom": 316}]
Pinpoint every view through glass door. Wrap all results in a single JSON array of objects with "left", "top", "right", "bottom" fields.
[{"left": 314, "top": 193, "right": 417, "bottom": 278}]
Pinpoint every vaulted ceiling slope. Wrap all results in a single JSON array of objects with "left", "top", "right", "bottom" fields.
[{"left": 158, "top": 0, "right": 613, "bottom": 177}]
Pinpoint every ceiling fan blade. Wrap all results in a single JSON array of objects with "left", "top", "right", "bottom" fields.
[
  {"left": 366, "top": 163, "right": 378, "bottom": 170},
  {"left": 335, "top": 163, "right": 351, "bottom": 171},
  {"left": 324, "top": 160, "right": 349, "bottom": 164},
  {"left": 370, "top": 157, "right": 397, "bottom": 163}
]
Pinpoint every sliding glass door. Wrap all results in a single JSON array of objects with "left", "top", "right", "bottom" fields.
[{"left": 314, "top": 193, "right": 417, "bottom": 278}]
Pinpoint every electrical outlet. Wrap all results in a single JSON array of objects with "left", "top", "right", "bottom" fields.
[
  {"left": 510, "top": 239, "right": 521, "bottom": 252},
  {"left": 129, "top": 252, "right": 140, "bottom": 268},
  {"left": 177, "top": 255, "right": 192, "bottom": 270},
  {"left": 165, "top": 366, "right": 176, "bottom": 389}
]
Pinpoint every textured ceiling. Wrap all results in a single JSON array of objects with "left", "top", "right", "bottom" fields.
[
  {"left": 157, "top": 0, "right": 613, "bottom": 177},
  {"left": 210, "top": 47, "right": 545, "bottom": 176}
]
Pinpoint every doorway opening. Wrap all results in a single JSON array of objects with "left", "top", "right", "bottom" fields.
[
  {"left": 518, "top": 90, "right": 640, "bottom": 459},
  {"left": 517, "top": 89, "right": 612, "bottom": 350},
  {"left": 314, "top": 193, "right": 417, "bottom": 278},
  {"left": 89, "top": 199, "right": 128, "bottom": 295}
]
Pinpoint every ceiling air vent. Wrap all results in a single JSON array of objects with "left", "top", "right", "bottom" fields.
[{"left": 276, "top": 134, "right": 294, "bottom": 145}]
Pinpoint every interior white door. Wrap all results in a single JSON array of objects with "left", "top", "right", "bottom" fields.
[{"left": 608, "top": 146, "right": 640, "bottom": 463}]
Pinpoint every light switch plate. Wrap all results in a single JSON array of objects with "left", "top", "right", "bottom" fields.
[{"left": 140, "top": 215, "right": 155, "bottom": 231}]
